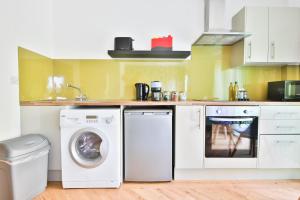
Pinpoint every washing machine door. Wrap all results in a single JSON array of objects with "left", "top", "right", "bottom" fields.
[{"left": 69, "top": 127, "right": 109, "bottom": 168}]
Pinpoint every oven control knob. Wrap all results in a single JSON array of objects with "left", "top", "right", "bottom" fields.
[
  {"left": 243, "top": 110, "right": 248, "bottom": 114},
  {"left": 216, "top": 109, "right": 221, "bottom": 114}
]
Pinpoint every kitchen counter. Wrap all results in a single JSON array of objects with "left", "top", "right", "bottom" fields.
[{"left": 20, "top": 100, "right": 300, "bottom": 106}]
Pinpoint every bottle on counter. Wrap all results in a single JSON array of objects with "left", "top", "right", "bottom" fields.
[
  {"left": 229, "top": 82, "right": 234, "bottom": 101},
  {"left": 233, "top": 81, "right": 239, "bottom": 101}
]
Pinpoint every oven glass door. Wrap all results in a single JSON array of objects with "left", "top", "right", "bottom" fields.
[{"left": 205, "top": 116, "right": 258, "bottom": 158}]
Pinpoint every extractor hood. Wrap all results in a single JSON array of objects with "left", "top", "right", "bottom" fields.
[{"left": 193, "top": 0, "right": 250, "bottom": 46}]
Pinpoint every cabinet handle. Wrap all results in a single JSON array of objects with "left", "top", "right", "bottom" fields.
[
  {"left": 247, "top": 42, "right": 252, "bottom": 59},
  {"left": 274, "top": 112, "right": 297, "bottom": 115},
  {"left": 271, "top": 42, "right": 275, "bottom": 59},
  {"left": 276, "top": 126, "right": 295, "bottom": 129},
  {"left": 198, "top": 110, "right": 201, "bottom": 129},
  {"left": 274, "top": 112, "right": 297, "bottom": 117},
  {"left": 275, "top": 140, "right": 295, "bottom": 144}
]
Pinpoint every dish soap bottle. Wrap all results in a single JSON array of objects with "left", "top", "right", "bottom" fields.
[
  {"left": 233, "top": 81, "right": 239, "bottom": 101},
  {"left": 229, "top": 82, "right": 234, "bottom": 101}
]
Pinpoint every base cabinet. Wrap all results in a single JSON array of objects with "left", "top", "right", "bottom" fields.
[
  {"left": 259, "top": 106, "right": 300, "bottom": 168},
  {"left": 259, "top": 135, "right": 300, "bottom": 168},
  {"left": 175, "top": 106, "right": 204, "bottom": 169},
  {"left": 20, "top": 106, "right": 66, "bottom": 171}
]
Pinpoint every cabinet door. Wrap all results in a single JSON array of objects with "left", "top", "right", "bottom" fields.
[
  {"left": 244, "top": 7, "right": 269, "bottom": 63},
  {"left": 20, "top": 106, "right": 64, "bottom": 171},
  {"left": 259, "top": 135, "right": 300, "bottom": 168},
  {"left": 269, "top": 7, "right": 300, "bottom": 63},
  {"left": 175, "top": 106, "right": 204, "bottom": 169}
]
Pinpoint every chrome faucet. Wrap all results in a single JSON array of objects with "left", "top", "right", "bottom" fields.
[{"left": 67, "top": 83, "right": 87, "bottom": 101}]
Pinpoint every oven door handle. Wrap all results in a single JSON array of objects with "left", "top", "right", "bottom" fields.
[{"left": 209, "top": 117, "right": 253, "bottom": 122}]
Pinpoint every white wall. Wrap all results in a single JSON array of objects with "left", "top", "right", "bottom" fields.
[
  {"left": 52, "top": 0, "right": 300, "bottom": 59},
  {"left": 0, "top": 0, "right": 54, "bottom": 141},
  {"left": 52, "top": 0, "right": 204, "bottom": 59},
  {"left": 0, "top": 0, "right": 20, "bottom": 140},
  {"left": 17, "top": 0, "right": 54, "bottom": 57}
]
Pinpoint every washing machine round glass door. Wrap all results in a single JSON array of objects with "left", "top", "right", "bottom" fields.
[{"left": 69, "top": 127, "right": 109, "bottom": 168}]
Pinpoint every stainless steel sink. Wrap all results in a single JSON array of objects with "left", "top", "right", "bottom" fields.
[{"left": 37, "top": 99, "right": 97, "bottom": 102}]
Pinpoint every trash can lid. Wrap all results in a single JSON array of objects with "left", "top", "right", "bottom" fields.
[{"left": 0, "top": 134, "right": 50, "bottom": 160}]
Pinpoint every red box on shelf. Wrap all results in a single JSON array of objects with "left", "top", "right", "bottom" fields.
[{"left": 151, "top": 35, "right": 173, "bottom": 51}]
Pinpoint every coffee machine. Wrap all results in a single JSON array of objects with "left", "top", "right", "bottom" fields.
[{"left": 151, "top": 81, "right": 162, "bottom": 101}]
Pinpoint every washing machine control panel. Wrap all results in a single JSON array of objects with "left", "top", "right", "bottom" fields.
[
  {"left": 61, "top": 112, "right": 116, "bottom": 127},
  {"left": 86, "top": 115, "right": 98, "bottom": 124}
]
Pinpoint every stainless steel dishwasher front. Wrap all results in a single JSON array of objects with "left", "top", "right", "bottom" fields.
[{"left": 124, "top": 109, "right": 173, "bottom": 182}]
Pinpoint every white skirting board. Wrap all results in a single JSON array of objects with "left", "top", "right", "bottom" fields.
[
  {"left": 49, "top": 169, "right": 300, "bottom": 182},
  {"left": 174, "top": 169, "right": 300, "bottom": 180}
]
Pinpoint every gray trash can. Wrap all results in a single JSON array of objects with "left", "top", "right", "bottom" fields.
[{"left": 0, "top": 134, "right": 50, "bottom": 200}]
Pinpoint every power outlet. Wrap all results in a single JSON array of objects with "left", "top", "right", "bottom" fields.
[{"left": 10, "top": 76, "right": 19, "bottom": 85}]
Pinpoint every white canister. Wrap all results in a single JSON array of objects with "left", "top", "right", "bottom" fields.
[{"left": 179, "top": 91, "right": 187, "bottom": 101}]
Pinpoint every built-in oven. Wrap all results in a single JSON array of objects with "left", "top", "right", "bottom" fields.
[{"left": 204, "top": 106, "right": 260, "bottom": 168}]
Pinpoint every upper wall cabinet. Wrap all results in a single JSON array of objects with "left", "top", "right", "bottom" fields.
[
  {"left": 231, "top": 7, "right": 300, "bottom": 66},
  {"left": 232, "top": 7, "right": 269, "bottom": 65},
  {"left": 268, "top": 7, "right": 300, "bottom": 63}
]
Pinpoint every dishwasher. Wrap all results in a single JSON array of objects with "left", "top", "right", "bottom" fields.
[{"left": 124, "top": 109, "right": 173, "bottom": 182}]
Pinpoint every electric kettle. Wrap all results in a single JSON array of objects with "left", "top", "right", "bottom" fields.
[{"left": 135, "top": 83, "right": 149, "bottom": 101}]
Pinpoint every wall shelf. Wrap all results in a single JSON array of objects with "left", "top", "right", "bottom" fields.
[{"left": 107, "top": 50, "right": 191, "bottom": 59}]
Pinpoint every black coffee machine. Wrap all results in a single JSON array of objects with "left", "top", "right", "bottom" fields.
[{"left": 135, "top": 83, "right": 149, "bottom": 101}]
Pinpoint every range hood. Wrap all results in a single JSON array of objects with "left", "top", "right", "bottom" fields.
[{"left": 193, "top": 0, "right": 250, "bottom": 46}]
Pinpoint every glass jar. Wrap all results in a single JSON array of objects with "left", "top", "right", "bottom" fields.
[
  {"left": 179, "top": 91, "right": 187, "bottom": 101},
  {"left": 171, "top": 91, "right": 179, "bottom": 101},
  {"left": 163, "top": 91, "right": 171, "bottom": 101}
]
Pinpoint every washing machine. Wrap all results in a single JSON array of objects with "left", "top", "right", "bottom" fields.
[{"left": 60, "top": 108, "right": 121, "bottom": 188}]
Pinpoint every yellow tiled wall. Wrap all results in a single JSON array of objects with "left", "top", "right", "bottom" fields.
[
  {"left": 18, "top": 47, "right": 53, "bottom": 101},
  {"left": 18, "top": 47, "right": 300, "bottom": 101},
  {"left": 53, "top": 59, "right": 188, "bottom": 100}
]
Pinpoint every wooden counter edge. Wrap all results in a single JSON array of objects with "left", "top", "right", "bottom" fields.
[{"left": 19, "top": 100, "right": 300, "bottom": 106}]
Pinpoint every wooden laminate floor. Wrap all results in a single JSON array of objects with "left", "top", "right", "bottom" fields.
[{"left": 34, "top": 180, "right": 300, "bottom": 200}]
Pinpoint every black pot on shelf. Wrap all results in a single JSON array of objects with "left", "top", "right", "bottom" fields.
[{"left": 114, "top": 37, "right": 134, "bottom": 51}]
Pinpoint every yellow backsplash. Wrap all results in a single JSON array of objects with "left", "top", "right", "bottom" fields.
[
  {"left": 18, "top": 47, "right": 53, "bottom": 101},
  {"left": 18, "top": 46, "right": 299, "bottom": 101}
]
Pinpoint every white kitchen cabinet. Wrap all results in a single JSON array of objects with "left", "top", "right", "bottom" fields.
[
  {"left": 232, "top": 7, "right": 300, "bottom": 66},
  {"left": 260, "top": 106, "right": 300, "bottom": 120},
  {"left": 260, "top": 120, "right": 300, "bottom": 134},
  {"left": 232, "top": 7, "right": 269, "bottom": 64},
  {"left": 175, "top": 106, "right": 204, "bottom": 169},
  {"left": 20, "top": 106, "right": 66, "bottom": 171},
  {"left": 259, "top": 106, "right": 300, "bottom": 169},
  {"left": 259, "top": 135, "right": 300, "bottom": 168},
  {"left": 268, "top": 7, "right": 300, "bottom": 63}
]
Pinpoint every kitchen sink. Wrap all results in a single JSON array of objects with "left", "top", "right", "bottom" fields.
[{"left": 37, "top": 99, "right": 97, "bottom": 102}]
